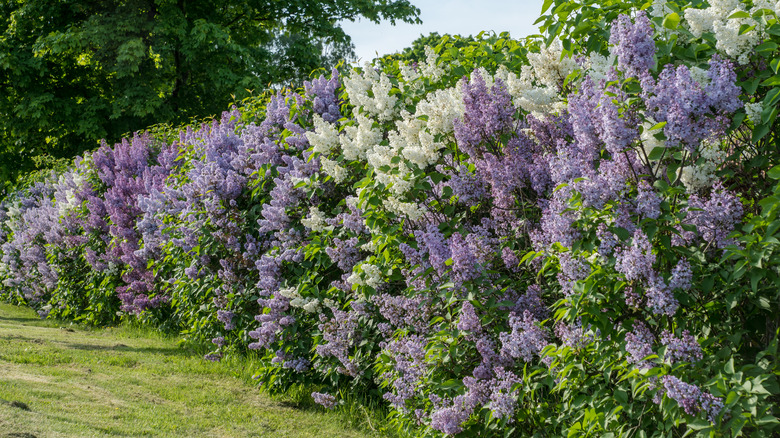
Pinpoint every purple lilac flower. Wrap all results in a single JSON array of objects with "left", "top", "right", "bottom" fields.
[
  {"left": 312, "top": 392, "right": 337, "bottom": 409},
  {"left": 382, "top": 335, "right": 428, "bottom": 409},
  {"left": 373, "top": 293, "right": 432, "bottom": 333},
  {"left": 615, "top": 229, "right": 655, "bottom": 282},
  {"left": 501, "top": 247, "right": 520, "bottom": 272},
  {"left": 430, "top": 377, "right": 490, "bottom": 435},
  {"left": 457, "top": 301, "right": 482, "bottom": 333},
  {"left": 642, "top": 57, "right": 741, "bottom": 152},
  {"left": 429, "top": 401, "right": 471, "bottom": 435},
  {"left": 555, "top": 319, "right": 592, "bottom": 349},
  {"left": 489, "top": 367, "right": 522, "bottom": 421},
  {"left": 418, "top": 225, "right": 451, "bottom": 278},
  {"left": 437, "top": 164, "right": 489, "bottom": 207},
  {"left": 705, "top": 55, "right": 743, "bottom": 114},
  {"left": 662, "top": 375, "right": 702, "bottom": 415},
  {"left": 597, "top": 223, "right": 619, "bottom": 256},
  {"left": 204, "top": 353, "right": 222, "bottom": 362},
  {"left": 661, "top": 330, "right": 703, "bottom": 364},
  {"left": 636, "top": 180, "right": 662, "bottom": 219},
  {"left": 304, "top": 69, "right": 342, "bottom": 123},
  {"left": 686, "top": 182, "right": 743, "bottom": 249},
  {"left": 660, "top": 375, "right": 723, "bottom": 422},
  {"left": 449, "top": 233, "right": 479, "bottom": 284},
  {"left": 625, "top": 321, "right": 655, "bottom": 369},
  {"left": 610, "top": 11, "right": 656, "bottom": 77},
  {"left": 669, "top": 258, "right": 693, "bottom": 291},
  {"left": 530, "top": 190, "right": 580, "bottom": 249},
  {"left": 700, "top": 392, "right": 725, "bottom": 423},
  {"left": 499, "top": 310, "right": 549, "bottom": 362},
  {"left": 557, "top": 252, "right": 591, "bottom": 297},
  {"left": 217, "top": 310, "right": 236, "bottom": 331},
  {"left": 513, "top": 285, "right": 549, "bottom": 321},
  {"left": 453, "top": 72, "right": 515, "bottom": 158},
  {"left": 646, "top": 278, "right": 679, "bottom": 316},
  {"left": 597, "top": 87, "right": 640, "bottom": 156},
  {"left": 315, "top": 309, "right": 361, "bottom": 376},
  {"left": 325, "top": 237, "right": 362, "bottom": 272}
]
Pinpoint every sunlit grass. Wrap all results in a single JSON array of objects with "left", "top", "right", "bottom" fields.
[{"left": 0, "top": 303, "right": 387, "bottom": 437}]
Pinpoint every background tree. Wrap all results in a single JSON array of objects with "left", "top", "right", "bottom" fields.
[{"left": 0, "top": 0, "right": 421, "bottom": 188}]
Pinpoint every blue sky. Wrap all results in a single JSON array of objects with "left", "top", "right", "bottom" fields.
[{"left": 340, "top": 0, "right": 546, "bottom": 62}]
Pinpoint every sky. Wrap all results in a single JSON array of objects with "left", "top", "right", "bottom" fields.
[{"left": 340, "top": 0, "right": 546, "bottom": 62}]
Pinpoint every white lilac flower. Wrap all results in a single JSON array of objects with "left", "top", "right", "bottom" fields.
[
  {"left": 340, "top": 113, "right": 381, "bottom": 161},
  {"left": 679, "top": 140, "right": 729, "bottom": 192},
  {"left": 420, "top": 46, "right": 445, "bottom": 82},
  {"left": 745, "top": 102, "right": 763, "bottom": 124},
  {"left": 343, "top": 63, "right": 399, "bottom": 121},
  {"left": 306, "top": 115, "right": 340, "bottom": 155},
  {"left": 301, "top": 207, "right": 332, "bottom": 232},
  {"left": 416, "top": 84, "right": 465, "bottom": 135},
  {"left": 320, "top": 157, "right": 348, "bottom": 183}
]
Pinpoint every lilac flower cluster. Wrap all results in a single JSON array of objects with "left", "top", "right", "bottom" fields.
[
  {"left": 311, "top": 392, "right": 337, "bottom": 409},
  {"left": 642, "top": 58, "right": 742, "bottom": 152},
  {"left": 453, "top": 74, "right": 515, "bottom": 157},
  {"left": 660, "top": 376, "right": 723, "bottom": 422},
  {"left": 499, "top": 310, "right": 549, "bottom": 362},
  {"left": 610, "top": 11, "right": 656, "bottom": 77},
  {"left": 661, "top": 330, "right": 703, "bottom": 364},
  {"left": 686, "top": 182, "right": 743, "bottom": 249},
  {"left": 615, "top": 230, "right": 655, "bottom": 282},
  {"left": 625, "top": 321, "right": 655, "bottom": 369},
  {"left": 382, "top": 335, "right": 429, "bottom": 409},
  {"left": 316, "top": 309, "right": 361, "bottom": 376}
]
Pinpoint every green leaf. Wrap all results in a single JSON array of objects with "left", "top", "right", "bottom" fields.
[
  {"left": 764, "top": 87, "right": 780, "bottom": 108},
  {"left": 647, "top": 146, "right": 666, "bottom": 161},
  {"left": 753, "top": 124, "right": 771, "bottom": 143},
  {"left": 771, "top": 58, "right": 780, "bottom": 74},
  {"left": 768, "top": 165, "right": 780, "bottom": 180},
  {"left": 662, "top": 13, "right": 680, "bottom": 30},
  {"left": 647, "top": 121, "right": 667, "bottom": 132},
  {"left": 541, "top": 0, "right": 555, "bottom": 15},
  {"left": 756, "top": 41, "right": 779, "bottom": 54},
  {"left": 725, "top": 357, "right": 735, "bottom": 374},
  {"left": 761, "top": 75, "right": 780, "bottom": 86},
  {"left": 728, "top": 10, "right": 751, "bottom": 19}
]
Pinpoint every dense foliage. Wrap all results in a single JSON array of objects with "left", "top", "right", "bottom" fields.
[
  {"left": 0, "top": 0, "right": 421, "bottom": 187},
  {"left": 2, "top": 0, "right": 780, "bottom": 436}
]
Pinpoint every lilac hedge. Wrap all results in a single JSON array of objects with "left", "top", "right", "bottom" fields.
[{"left": 2, "top": 1, "right": 780, "bottom": 436}]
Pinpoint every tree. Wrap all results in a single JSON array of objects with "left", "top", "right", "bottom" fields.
[
  {"left": 376, "top": 32, "right": 488, "bottom": 69},
  {"left": 0, "top": 0, "right": 421, "bottom": 187}
]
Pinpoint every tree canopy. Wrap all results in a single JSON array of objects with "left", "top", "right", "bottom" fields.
[{"left": 0, "top": 0, "right": 420, "bottom": 187}]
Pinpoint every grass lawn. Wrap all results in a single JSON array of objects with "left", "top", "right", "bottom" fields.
[{"left": 0, "top": 303, "right": 380, "bottom": 437}]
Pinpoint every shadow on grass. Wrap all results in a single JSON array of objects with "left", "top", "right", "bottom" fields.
[
  {"left": 0, "top": 315, "right": 42, "bottom": 325},
  {"left": 64, "top": 342, "right": 192, "bottom": 357}
]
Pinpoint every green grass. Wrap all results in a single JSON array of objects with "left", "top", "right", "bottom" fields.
[{"left": 0, "top": 303, "right": 386, "bottom": 437}]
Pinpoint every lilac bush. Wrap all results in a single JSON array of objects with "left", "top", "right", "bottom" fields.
[{"left": 2, "top": 1, "right": 779, "bottom": 436}]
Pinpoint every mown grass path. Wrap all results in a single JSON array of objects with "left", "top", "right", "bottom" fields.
[{"left": 0, "top": 304, "right": 373, "bottom": 437}]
